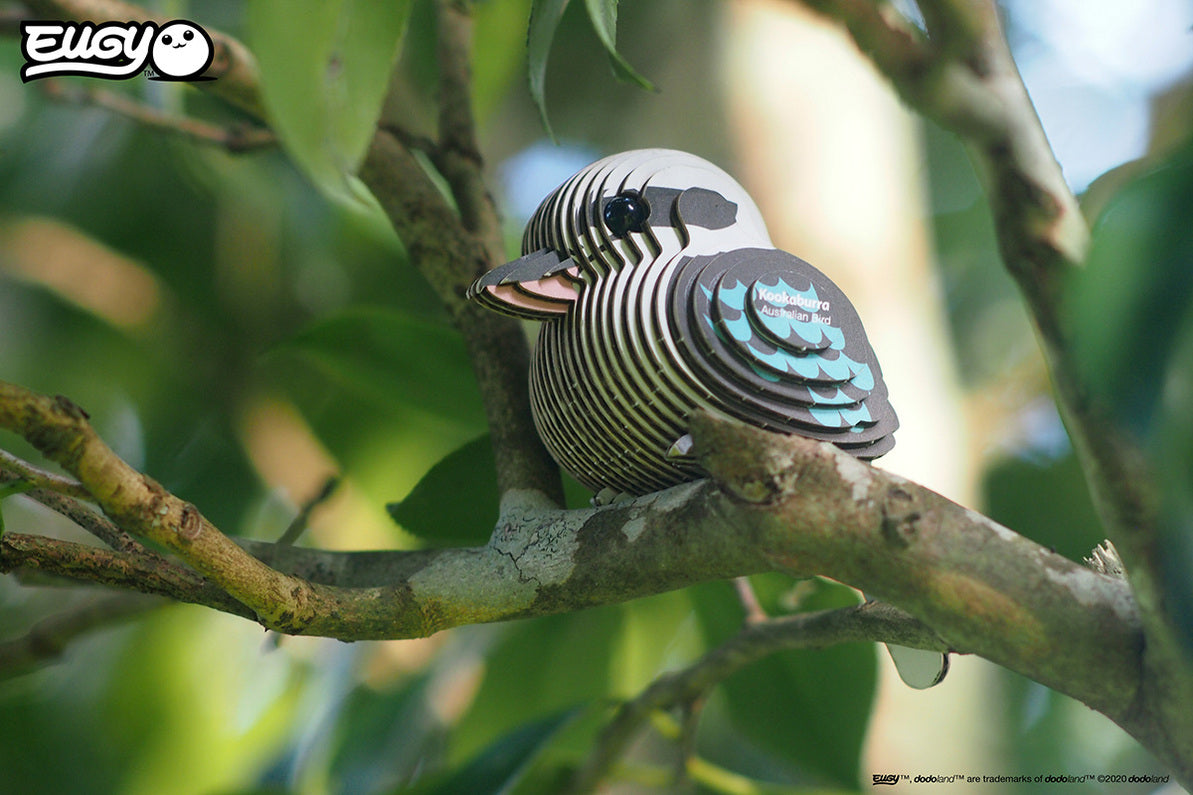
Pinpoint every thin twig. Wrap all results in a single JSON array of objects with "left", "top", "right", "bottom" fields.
[
  {"left": 28, "top": 486, "right": 144, "bottom": 554},
  {"left": 0, "top": 448, "right": 91, "bottom": 501},
  {"left": 0, "top": 593, "right": 163, "bottom": 680},
  {"left": 277, "top": 476, "right": 339, "bottom": 546},
  {"left": 0, "top": 454, "right": 154, "bottom": 554},
  {"left": 731, "top": 576, "right": 768, "bottom": 624},
  {"left": 568, "top": 602, "right": 948, "bottom": 793},
  {"left": 40, "top": 80, "right": 276, "bottom": 152},
  {"left": 433, "top": 0, "right": 493, "bottom": 240},
  {"left": 0, "top": 531, "right": 253, "bottom": 618}
]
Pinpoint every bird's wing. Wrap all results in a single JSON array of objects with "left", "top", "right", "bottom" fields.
[
  {"left": 668, "top": 248, "right": 898, "bottom": 454},
  {"left": 467, "top": 248, "right": 582, "bottom": 320}
]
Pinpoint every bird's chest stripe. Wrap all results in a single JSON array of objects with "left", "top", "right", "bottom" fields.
[{"left": 529, "top": 264, "right": 699, "bottom": 486}]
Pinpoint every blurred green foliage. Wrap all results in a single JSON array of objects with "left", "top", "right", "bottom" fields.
[
  {"left": 1072, "top": 140, "right": 1193, "bottom": 652},
  {"left": 0, "top": 0, "right": 1189, "bottom": 793},
  {"left": 248, "top": 0, "right": 414, "bottom": 209}
]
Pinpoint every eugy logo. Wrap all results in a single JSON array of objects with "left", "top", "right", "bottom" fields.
[{"left": 20, "top": 19, "right": 214, "bottom": 82}]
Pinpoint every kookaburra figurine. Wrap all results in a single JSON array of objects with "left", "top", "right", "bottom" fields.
[{"left": 468, "top": 149, "right": 946, "bottom": 688}]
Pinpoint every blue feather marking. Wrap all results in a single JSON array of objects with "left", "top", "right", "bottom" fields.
[
  {"left": 719, "top": 280, "right": 748, "bottom": 311},
  {"left": 723, "top": 313, "right": 754, "bottom": 343},
  {"left": 810, "top": 353, "right": 856, "bottom": 382},
  {"left": 809, "top": 406, "right": 847, "bottom": 428},
  {"left": 744, "top": 340, "right": 874, "bottom": 394},
  {"left": 751, "top": 364, "right": 780, "bottom": 382},
  {"left": 839, "top": 402, "right": 874, "bottom": 425},
  {"left": 849, "top": 360, "right": 875, "bottom": 391},
  {"left": 746, "top": 342, "right": 824, "bottom": 380},
  {"left": 700, "top": 275, "right": 877, "bottom": 398},
  {"left": 807, "top": 401, "right": 874, "bottom": 429}
]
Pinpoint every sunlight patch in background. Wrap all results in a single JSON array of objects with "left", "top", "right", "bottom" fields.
[
  {"left": 238, "top": 396, "right": 396, "bottom": 550},
  {"left": 0, "top": 216, "right": 162, "bottom": 330},
  {"left": 498, "top": 140, "right": 598, "bottom": 225},
  {"left": 1007, "top": 0, "right": 1193, "bottom": 190}
]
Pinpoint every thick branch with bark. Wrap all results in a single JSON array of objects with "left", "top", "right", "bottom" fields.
[{"left": 0, "top": 380, "right": 1163, "bottom": 777}]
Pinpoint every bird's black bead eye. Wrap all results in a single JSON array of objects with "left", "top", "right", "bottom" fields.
[{"left": 603, "top": 193, "right": 650, "bottom": 236}]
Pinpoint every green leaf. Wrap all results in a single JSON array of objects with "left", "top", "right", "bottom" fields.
[
  {"left": 323, "top": 672, "right": 446, "bottom": 790},
  {"left": 270, "top": 307, "right": 486, "bottom": 429},
  {"left": 473, "top": 0, "right": 537, "bottom": 123},
  {"left": 0, "top": 481, "right": 35, "bottom": 536},
  {"left": 1073, "top": 142, "right": 1193, "bottom": 437},
  {"left": 426, "top": 707, "right": 582, "bottom": 795},
  {"left": 1073, "top": 140, "right": 1193, "bottom": 652},
  {"left": 527, "top": 0, "right": 572, "bottom": 141},
  {"left": 691, "top": 578, "right": 875, "bottom": 788},
  {"left": 526, "top": 0, "right": 655, "bottom": 139},
  {"left": 249, "top": 0, "right": 414, "bottom": 208},
  {"left": 1155, "top": 313, "right": 1193, "bottom": 652},
  {"left": 582, "top": 0, "right": 656, "bottom": 91},
  {"left": 454, "top": 592, "right": 694, "bottom": 763},
  {"left": 499, "top": 704, "right": 608, "bottom": 795},
  {"left": 982, "top": 452, "right": 1105, "bottom": 563},
  {"left": 452, "top": 611, "right": 621, "bottom": 762},
  {"left": 387, "top": 435, "right": 498, "bottom": 545}
]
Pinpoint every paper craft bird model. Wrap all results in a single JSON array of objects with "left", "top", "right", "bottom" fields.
[
  {"left": 469, "top": 148, "right": 897, "bottom": 497},
  {"left": 468, "top": 149, "right": 945, "bottom": 688}
]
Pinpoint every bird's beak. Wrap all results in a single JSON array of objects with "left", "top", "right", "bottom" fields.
[{"left": 466, "top": 248, "right": 582, "bottom": 320}]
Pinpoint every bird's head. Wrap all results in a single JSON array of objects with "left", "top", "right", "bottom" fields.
[
  {"left": 468, "top": 149, "right": 773, "bottom": 319},
  {"left": 525, "top": 148, "right": 773, "bottom": 272}
]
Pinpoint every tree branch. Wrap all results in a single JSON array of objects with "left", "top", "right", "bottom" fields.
[
  {"left": 39, "top": 80, "right": 275, "bottom": 152},
  {"left": 0, "top": 532, "right": 252, "bottom": 617},
  {"left": 0, "top": 592, "right": 164, "bottom": 680},
  {"left": 790, "top": 0, "right": 1192, "bottom": 782},
  {"left": 358, "top": 132, "right": 561, "bottom": 502},
  {"left": 0, "top": 378, "right": 1159, "bottom": 774},
  {"left": 686, "top": 414, "right": 1140, "bottom": 713},
  {"left": 360, "top": 0, "right": 563, "bottom": 504},
  {"left": 432, "top": 0, "right": 498, "bottom": 245},
  {"left": 0, "top": 448, "right": 90, "bottom": 500},
  {"left": 370, "top": 0, "right": 562, "bottom": 503},
  {"left": 569, "top": 602, "right": 948, "bottom": 793}
]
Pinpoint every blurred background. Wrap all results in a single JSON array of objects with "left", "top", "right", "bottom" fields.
[{"left": 1, "top": 0, "right": 1191, "bottom": 792}]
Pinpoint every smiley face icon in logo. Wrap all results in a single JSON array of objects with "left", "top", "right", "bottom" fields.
[{"left": 149, "top": 21, "right": 214, "bottom": 80}]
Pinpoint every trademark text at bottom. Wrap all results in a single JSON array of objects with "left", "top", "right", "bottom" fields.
[{"left": 872, "top": 772, "right": 1172, "bottom": 786}]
